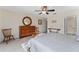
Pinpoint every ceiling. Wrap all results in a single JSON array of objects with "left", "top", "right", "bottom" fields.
[{"left": 0, "top": 6, "right": 79, "bottom": 15}]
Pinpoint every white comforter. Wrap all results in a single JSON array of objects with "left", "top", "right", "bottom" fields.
[{"left": 22, "top": 33, "right": 79, "bottom": 52}]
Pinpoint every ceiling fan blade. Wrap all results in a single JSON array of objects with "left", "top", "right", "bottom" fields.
[
  {"left": 47, "top": 9, "right": 55, "bottom": 12},
  {"left": 46, "top": 12, "right": 49, "bottom": 14},
  {"left": 39, "top": 12, "right": 49, "bottom": 15},
  {"left": 39, "top": 12, "right": 42, "bottom": 15}
]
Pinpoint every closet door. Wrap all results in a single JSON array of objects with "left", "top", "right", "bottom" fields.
[{"left": 64, "top": 16, "right": 76, "bottom": 35}]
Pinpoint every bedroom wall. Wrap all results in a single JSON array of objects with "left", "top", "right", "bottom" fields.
[
  {"left": 47, "top": 8, "right": 79, "bottom": 34},
  {"left": 0, "top": 10, "right": 2, "bottom": 42},
  {"left": 64, "top": 9, "right": 79, "bottom": 35},
  {"left": 0, "top": 9, "right": 38, "bottom": 42},
  {"left": 47, "top": 14, "right": 65, "bottom": 34},
  {"left": 1, "top": 7, "right": 79, "bottom": 42},
  {"left": 37, "top": 14, "right": 65, "bottom": 34}
]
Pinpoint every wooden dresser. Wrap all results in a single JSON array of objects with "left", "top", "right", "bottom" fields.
[{"left": 19, "top": 26, "right": 36, "bottom": 38}]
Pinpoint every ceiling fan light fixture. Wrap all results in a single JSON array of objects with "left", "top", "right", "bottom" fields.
[
  {"left": 42, "top": 11, "right": 47, "bottom": 14},
  {"left": 36, "top": 6, "right": 55, "bottom": 15}
]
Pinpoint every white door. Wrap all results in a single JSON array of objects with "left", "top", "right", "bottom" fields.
[
  {"left": 64, "top": 16, "right": 76, "bottom": 35},
  {"left": 38, "top": 18, "right": 47, "bottom": 33}
]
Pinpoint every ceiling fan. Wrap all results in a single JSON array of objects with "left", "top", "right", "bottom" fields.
[{"left": 35, "top": 6, "right": 55, "bottom": 15}]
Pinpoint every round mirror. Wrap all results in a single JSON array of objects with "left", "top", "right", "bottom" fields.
[{"left": 22, "top": 16, "right": 32, "bottom": 26}]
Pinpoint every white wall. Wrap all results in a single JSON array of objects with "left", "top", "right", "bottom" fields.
[
  {"left": 37, "top": 14, "right": 65, "bottom": 34},
  {"left": 0, "top": 10, "right": 2, "bottom": 42},
  {"left": 47, "top": 8, "right": 79, "bottom": 34},
  {"left": 47, "top": 14, "right": 65, "bottom": 34},
  {"left": 0, "top": 9, "right": 38, "bottom": 42},
  {"left": 63, "top": 9, "right": 79, "bottom": 35},
  {"left": 61, "top": 9, "right": 79, "bottom": 35}
]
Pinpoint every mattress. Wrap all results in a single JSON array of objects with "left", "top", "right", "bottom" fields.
[{"left": 22, "top": 33, "right": 79, "bottom": 52}]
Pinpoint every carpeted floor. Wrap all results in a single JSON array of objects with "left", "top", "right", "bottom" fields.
[{"left": 0, "top": 37, "right": 31, "bottom": 52}]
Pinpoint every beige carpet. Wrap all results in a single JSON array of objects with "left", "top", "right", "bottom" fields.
[{"left": 0, "top": 37, "right": 31, "bottom": 52}]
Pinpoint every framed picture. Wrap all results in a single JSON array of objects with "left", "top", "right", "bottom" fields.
[{"left": 38, "top": 19, "right": 42, "bottom": 25}]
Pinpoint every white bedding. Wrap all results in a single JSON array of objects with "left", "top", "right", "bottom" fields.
[{"left": 22, "top": 33, "right": 79, "bottom": 52}]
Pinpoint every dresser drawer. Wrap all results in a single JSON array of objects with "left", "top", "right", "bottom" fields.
[{"left": 19, "top": 26, "right": 36, "bottom": 38}]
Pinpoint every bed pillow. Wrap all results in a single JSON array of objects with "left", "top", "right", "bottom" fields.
[{"left": 49, "top": 29, "right": 58, "bottom": 33}]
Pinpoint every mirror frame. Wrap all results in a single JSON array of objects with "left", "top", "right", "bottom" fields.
[{"left": 22, "top": 16, "right": 32, "bottom": 26}]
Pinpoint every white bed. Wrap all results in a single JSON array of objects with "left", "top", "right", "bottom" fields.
[{"left": 22, "top": 33, "right": 79, "bottom": 52}]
